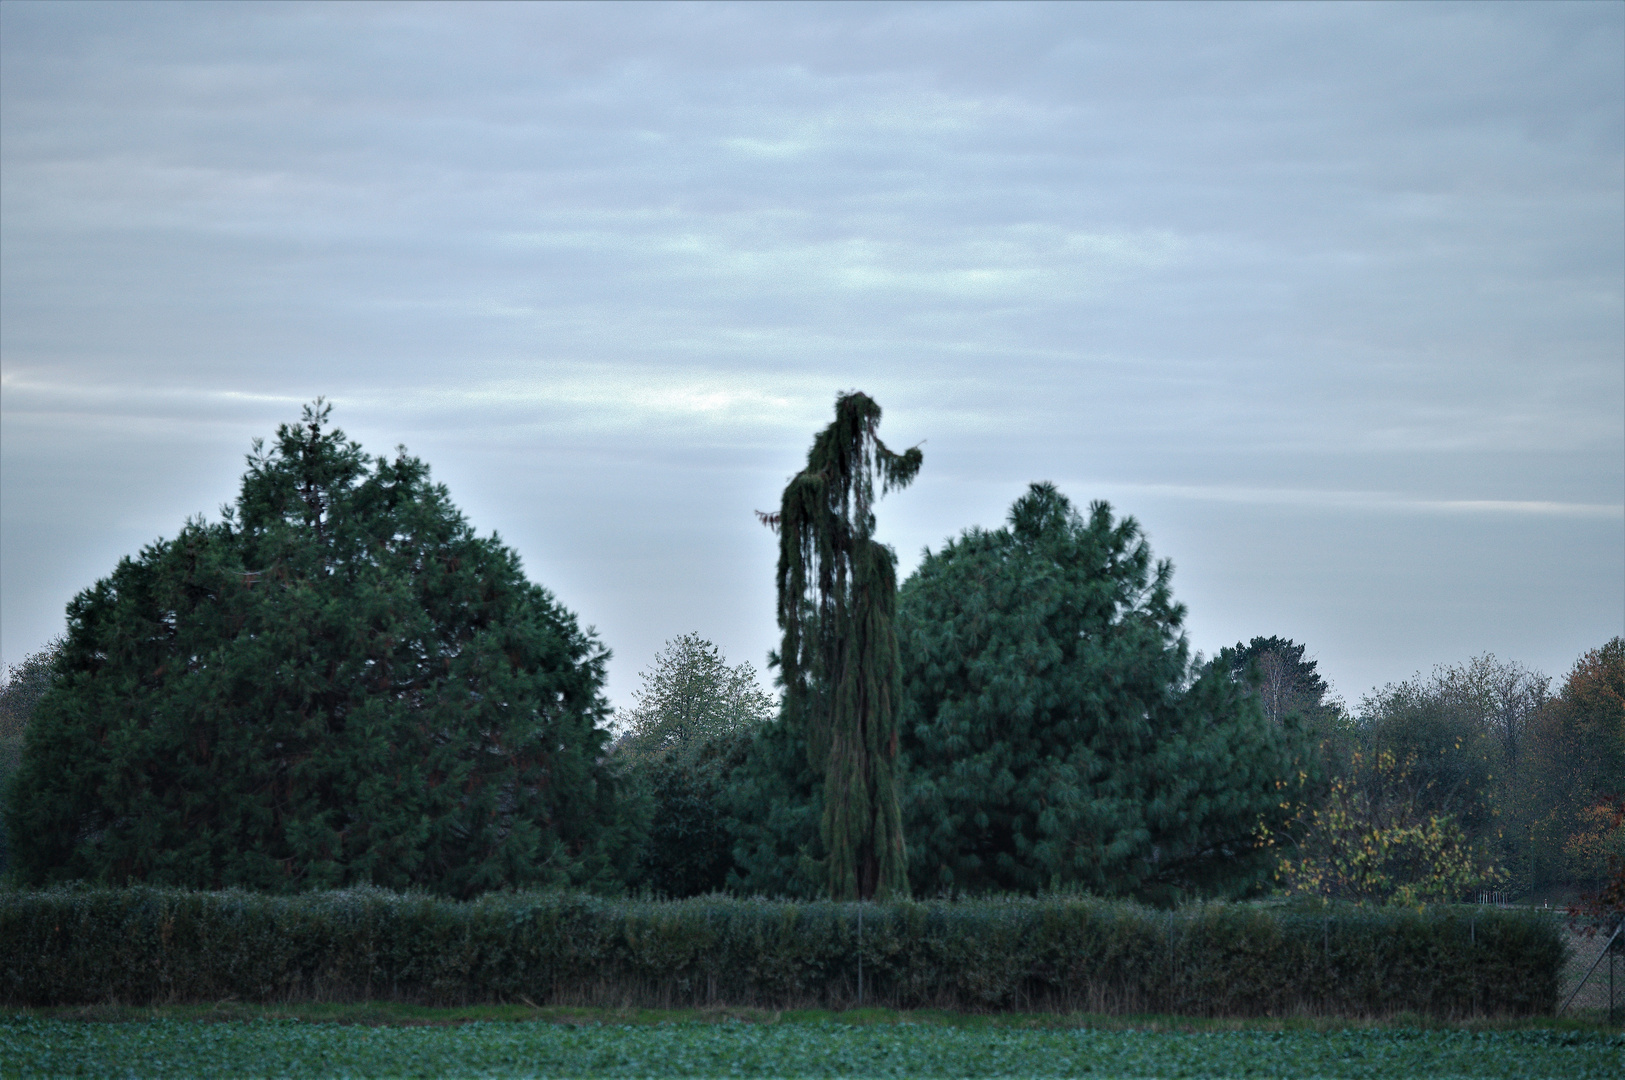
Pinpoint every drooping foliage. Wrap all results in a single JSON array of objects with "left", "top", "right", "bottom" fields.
[
  {"left": 4, "top": 402, "right": 637, "bottom": 895},
  {"left": 897, "top": 483, "right": 1306, "bottom": 902},
  {"left": 757, "top": 391, "right": 922, "bottom": 900}
]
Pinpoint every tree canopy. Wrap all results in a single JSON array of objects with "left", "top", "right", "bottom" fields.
[
  {"left": 0, "top": 640, "right": 61, "bottom": 877},
  {"left": 1227, "top": 637, "right": 1344, "bottom": 730},
  {"left": 614, "top": 633, "right": 774, "bottom": 765},
  {"left": 897, "top": 483, "right": 1305, "bottom": 902},
  {"left": 5, "top": 403, "right": 636, "bottom": 895},
  {"left": 613, "top": 633, "right": 772, "bottom": 897}
]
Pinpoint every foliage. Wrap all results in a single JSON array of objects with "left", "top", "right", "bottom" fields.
[
  {"left": 721, "top": 703, "right": 826, "bottom": 899},
  {"left": 0, "top": 639, "right": 62, "bottom": 743},
  {"left": 1565, "top": 795, "right": 1625, "bottom": 938},
  {"left": 1227, "top": 635, "right": 1352, "bottom": 780},
  {"left": 1352, "top": 641, "right": 1622, "bottom": 896},
  {"left": 1562, "top": 798, "right": 1625, "bottom": 887},
  {"left": 629, "top": 737, "right": 751, "bottom": 898},
  {"left": 1227, "top": 636, "right": 1343, "bottom": 729},
  {"left": 610, "top": 634, "right": 771, "bottom": 898},
  {"left": 5, "top": 1017, "right": 1618, "bottom": 1079},
  {"left": 614, "top": 633, "right": 775, "bottom": 766},
  {"left": 1553, "top": 638, "right": 1625, "bottom": 789},
  {"left": 1273, "top": 749, "right": 1502, "bottom": 905},
  {"left": 1356, "top": 668, "right": 1503, "bottom": 840},
  {"left": 1531, "top": 639, "right": 1625, "bottom": 889},
  {"left": 1, "top": 887, "right": 1565, "bottom": 1018},
  {"left": 758, "top": 391, "right": 922, "bottom": 900},
  {"left": 897, "top": 483, "right": 1306, "bottom": 902},
  {"left": 3, "top": 403, "right": 636, "bottom": 896},
  {"left": 0, "top": 640, "right": 62, "bottom": 878}
]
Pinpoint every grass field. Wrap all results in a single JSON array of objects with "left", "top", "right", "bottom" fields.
[{"left": 4, "top": 1007, "right": 1620, "bottom": 1079}]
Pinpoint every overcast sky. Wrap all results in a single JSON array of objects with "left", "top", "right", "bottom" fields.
[{"left": 2, "top": 0, "right": 1621, "bottom": 713}]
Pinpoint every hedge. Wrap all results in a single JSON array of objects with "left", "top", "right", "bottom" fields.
[{"left": 0, "top": 888, "right": 1566, "bottom": 1016}]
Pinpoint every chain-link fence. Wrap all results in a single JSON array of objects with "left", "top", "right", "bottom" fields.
[{"left": 1560, "top": 917, "right": 1622, "bottom": 1023}]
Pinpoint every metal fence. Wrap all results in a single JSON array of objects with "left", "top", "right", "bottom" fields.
[{"left": 1560, "top": 917, "right": 1622, "bottom": 1024}]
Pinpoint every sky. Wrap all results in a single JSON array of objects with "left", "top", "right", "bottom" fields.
[{"left": 2, "top": 0, "right": 1621, "bottom": 714}]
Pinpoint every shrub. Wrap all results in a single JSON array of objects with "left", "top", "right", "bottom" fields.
[{"left": 1, "top": 888, "right": 1564, "bottom": 1017}]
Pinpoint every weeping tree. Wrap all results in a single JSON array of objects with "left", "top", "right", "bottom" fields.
[{"left": 760, "top": 392, "right": 922, "bottom": 900}]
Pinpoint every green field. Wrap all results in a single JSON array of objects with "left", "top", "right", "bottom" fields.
[{"left": 3, "top": 1011, "right": 1620, "bottom": 1079}]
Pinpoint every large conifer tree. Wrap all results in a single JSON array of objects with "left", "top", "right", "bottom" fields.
[
  {"left": 898, "top": 483, "right": 1304, "bottom": 901},
  {"left": 5, "top": 403, "right": 636, "bottom": 895},
  {"left": 763, "top": 392, "right": 921, "bottom": 900}
]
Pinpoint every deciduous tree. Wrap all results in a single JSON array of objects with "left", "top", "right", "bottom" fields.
[
  {"left": 1273, "top": 748, "right": 1503, "bottom": 905},
  {"left": 614, "top": 633, "right": 774, "bottom": 765},
  {"left": 613, "top": 633, "right": 772, "bottom": 897}
]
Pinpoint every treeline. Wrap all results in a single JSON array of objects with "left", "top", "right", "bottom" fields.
[
  {"left": 613, "top": 633, "right": 1623, "bottom": 906},
  {"left": 0, "top": 398, "right": 1619, "bottom": 910},
  {"left": 1278, "top": 643, "right": 1625, "bottom": 904}
]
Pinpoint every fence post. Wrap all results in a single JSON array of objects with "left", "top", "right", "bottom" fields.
[{"left": 857, "top": 903, "right": 863, "bottom": 1008}]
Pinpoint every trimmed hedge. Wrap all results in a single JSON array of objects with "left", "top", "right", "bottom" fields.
[{"left": 1, "top": 888, "right": 1565, "bottom": 1016}]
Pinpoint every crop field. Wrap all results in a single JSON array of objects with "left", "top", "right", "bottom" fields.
[{"left": 3, "top": 1012, "right": 1620, "bottom": 1079}]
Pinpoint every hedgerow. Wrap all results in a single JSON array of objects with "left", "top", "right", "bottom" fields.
[{"left": 0, "top": 888, "right": 1564, "bottom": 1016}]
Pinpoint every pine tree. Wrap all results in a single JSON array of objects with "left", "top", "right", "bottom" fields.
[
  {"left": 761, "top": 392, "right": 921, "bottom": 900},
  {"left": 4, "top": 403, "right": 637, "bottom": 895},
  {"left": 898, "top": 483, "right": 1304, "bottom": 901}
]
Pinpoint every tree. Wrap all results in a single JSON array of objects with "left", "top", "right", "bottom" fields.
[
  {"left": 0, "top": 640, "right": 62, "bottom": 736},
  {"left": 612, "top": 633, "right": 773, "bottom": 897},
  {"left": 1356, "top": 669, "right": 1501, "bottom": 840},
  {"left": 0, "top": 640, "right": 62, "bottom": 877},
  {"left": 1356, "top": 654, "right": 1560, "bottom": 893},
  {"left": 1227, "top": 637, "right": 1346, "bottom": 728},
  {"left": 1525, "top": 638, "right": 1625, "bottom": 890},
  {"left": 4, "top": 402, "right": 637, "bottom": 895},
  {"left": 1228, "top": 635, "right": 1352, "bottom": 783},
  {"left": 614, "top": 633, "right": 774, "bottom": 765},
  {"left": 1273, "top": 748, "right": 1502, "bottom": 905},
  {"left": 757, "top": 391, "right": 922, "bottom": 900},
  {"left": 1546, "top": 638, "right": 1624, "bottom": 803},
  {"left": 898, "top": 483, "right": 1305, "bottom": 901},
  {"left": 1566, "top": 796, "right": 1625, "bottom": 936}
]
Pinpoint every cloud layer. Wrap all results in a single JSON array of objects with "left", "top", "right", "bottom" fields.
[{"left": 3, "top": 1, "right": 1620, "bottom": 705}]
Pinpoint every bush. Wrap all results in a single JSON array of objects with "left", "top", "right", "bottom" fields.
[{"left": 1, "top": 888, "right": 1564, "bottom": 1017}]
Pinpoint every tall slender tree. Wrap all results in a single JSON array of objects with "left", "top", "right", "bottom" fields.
[{"left": 762, "top": 392, "right": 921, "bottom": 899}]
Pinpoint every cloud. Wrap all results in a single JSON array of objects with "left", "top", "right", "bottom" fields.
[{"left": 1, "top": 0, "right": 1619, "bottom": 706}]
